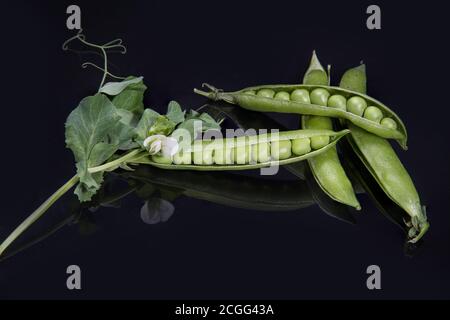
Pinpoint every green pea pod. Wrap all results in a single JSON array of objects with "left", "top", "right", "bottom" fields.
[
  {"left": 301, "top": 51, "right": 360, "bottom": 210},
  {"left": 132, "top": 129, "right": 350, "bottom": 170},
  {"left": 196, "top": 103, "right": 358, "bottom": 224},
  {"left": 198, "top": 102, "right": 307, "bottom": 180},
  {"left": 194, "top": 83, "right": 407, "bottom": 149},
  {"left": 339, "top": 64, "right": 428, "bottom": 243}
]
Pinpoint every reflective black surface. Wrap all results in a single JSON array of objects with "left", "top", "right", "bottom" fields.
[{"left": 0, "top": 0, "right": 449, "bottom": 299}]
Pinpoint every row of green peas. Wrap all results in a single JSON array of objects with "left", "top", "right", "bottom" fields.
[
  {"left": 151, "top": 134, "right": 330, "bottom": 166},
  {"left": 244, "top": 88, "right": 398, "bottom": 130}
]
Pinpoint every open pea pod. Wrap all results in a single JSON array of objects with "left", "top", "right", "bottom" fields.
[
  {"left": 131, "top": 129, "right": 350, "bottom": 171},
  {"left": 199, "top": 102, "right": 359, "bottom": 224},
  {"left": 198, "top": 102, "right": 307, "bottom": 180},
  {"left": 194, "top": 83, "right": 408, "bottom": 149},
  {"left": 339, "top": 64, "right": 428, "bottom": 243}
]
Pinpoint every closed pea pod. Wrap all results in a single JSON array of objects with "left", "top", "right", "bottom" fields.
[
  {"left": 300, "top": 51, "right": 360, "bottom": 210},
  {"left": 339, "top": 64, "right": 428, "bottom": 243},
  {"left": 194, "top": 82, "right": 408, "bottom": 149}
]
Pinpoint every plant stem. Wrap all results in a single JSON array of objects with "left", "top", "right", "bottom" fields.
[
  {"left": 0, "top": 149, "right": 148, "bottom": 257},
  {"left": 88, "top": 149, "right": 144, "bottom": 173},
  {"left": 0, "top": 175, "right": 79, "bottom": 256}
]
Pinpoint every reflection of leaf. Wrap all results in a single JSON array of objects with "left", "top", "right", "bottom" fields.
[
  {"left": 111, "top": 76, "right": 147, "bottom": 115},
  {"left": 65, "top": 94, "right": 121, "bottom": 201},
  {"left": 166, "top": 101, "right": 185, "bottom": 124},
  {"left": 99, "top": 76, "right": 144, "bottom": 96}
]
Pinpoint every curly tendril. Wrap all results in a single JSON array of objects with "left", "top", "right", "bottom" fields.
[
  {"left": 81, "top": 62, "right": 126, "bottom": 80},
  {"left": 62, "top": 29, "right": 128, "bottom": 90}
]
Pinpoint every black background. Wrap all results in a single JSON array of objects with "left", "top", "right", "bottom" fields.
[{"left": 0, "top": 0, "right": 449, "bottom": 299}]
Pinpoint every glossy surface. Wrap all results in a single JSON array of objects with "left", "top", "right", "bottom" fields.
[{"left": 0, "top": 1, "right": 448, "bottom": 301}]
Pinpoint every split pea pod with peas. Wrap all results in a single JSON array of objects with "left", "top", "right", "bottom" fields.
[
  {"left": 194, "top": 82, "right": 408, "bottom": 149},
  {"left": 300, "top": 51, "right": 361, "bottom": 210},
  {"left": 133, "top": 129, "right": 350, "bottom": 171}
]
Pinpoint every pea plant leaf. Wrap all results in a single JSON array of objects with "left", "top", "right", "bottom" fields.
[
  {"left": 148, "top": 115, "right": 176, "bottom": 136},
  {"left": 173, "top": 110, "right": 221, "bottom": 142},
  {"left": 99, "top": 76, "right": 144, "bottom": 96},
  {"left": 134, "top": 108, "right": 161, "bottom": 145},
  {"left": 65, "top": 93, "right": 122, "bottom": 201},
  {"left": 166, "top": 101, "right": 185, "bottom": 124},
  {"left": 111, "top": 109, "right": 140, "bottom": 150},
  {"left": 111, "top": 76, "right": 147, "bottom": 115}
]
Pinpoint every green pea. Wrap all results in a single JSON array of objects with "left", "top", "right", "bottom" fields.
[
  {"left": 234, "top": 137, "right": 251, "bottom": 164},
  {"left": 310, "top": 88, "right": 330, "bottom": 106},
  {"left": 193, "top": 141, "right": 203, "bottom": 165},
  {"left": 380, "top": 117, "right": 398, "bottom": 130},
  {"left": 364, "top": 106, "right": 383, "bottom": 123},
  {"left": 347, "top": 96, "right": 367, "bottom": 116},
  {"left": 257, "top": 89, "right": 275, "bottom": 99},
  {"left": 173, "top": 150, "right": 191, "bottom": 165},
  {"left": 304, "top": 116, "right": 333, "bottom": 130},
  {"left": 257, "top": 142, "right": 271, "bottom": 163},
  {"left": 327, "top": 94, "right": 347, "bottom": 111},
  {"left": 244, "top": 90, "right": 256, "bottom": 95},
  {"left": 292, "top": 138, "right": 311, "bottom": 155},
  {"left": 249, "top": 141, "right": 258, "bottom": 164},
  {"left": 203, "top": 149, "right": 214, "bottom": 165},
  {"left": 271, "top": 140, "right": 292, "bottom": 160},
  {"left": 214, "top": 144, "right": 234, "bottom": 165},
  {"left": 274, "top": 91, "right": 290, "bottom": 101},
  {"left": 310, "top": 136, "right": 330, "bottom": 150},
  {"left": 151, "top": 154, "right": 173, "bottom": 164},
  {"left": 290, "top": 89, "right": 310, "bottom": 103}
]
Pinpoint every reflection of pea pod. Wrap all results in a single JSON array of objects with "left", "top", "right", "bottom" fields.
[
  {"left": 123, "top": 165, "right": 314, "bottom": 211},
  {"left": 339, "top": 65, "right": 428, "bottom": 243}
]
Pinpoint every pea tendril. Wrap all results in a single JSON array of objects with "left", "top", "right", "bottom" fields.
[{"left": 62, "top": 29, "right": 127, "bottom": 89}]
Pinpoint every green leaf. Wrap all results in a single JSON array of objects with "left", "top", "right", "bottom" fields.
[
  {"left": 99, "top": 76, "right": 144, "bottom": 96},
  {"left": 112, "top": 76, "right": 147, "bottom": 115},
  {"left": 134, "top": 108, "right": 161, "bottom": 144},
  {"left": 65, "top": 94, "right": 121, "bottom": 201},
  {"left": 198, "top": 112, "right": 221, "bottom": 130},
  {"left": 174, "top": 119, "right": 202, "bottom": 142},
  {"left": 166, "top": 101, "right": 185, "bottom": 124},
  {"left": 112, "top": 109, "right": 140, "bottom": 150},
  {"left": 148, "top": 115, "right": 176, "bottom": 136},
  {"left": 173, "top": 111, "right": 221, "bottom": 143}
]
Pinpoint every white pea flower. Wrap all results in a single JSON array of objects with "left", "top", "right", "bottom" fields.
[{"left": 143, "top": 135, "right": 179, "bottom": 157}]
